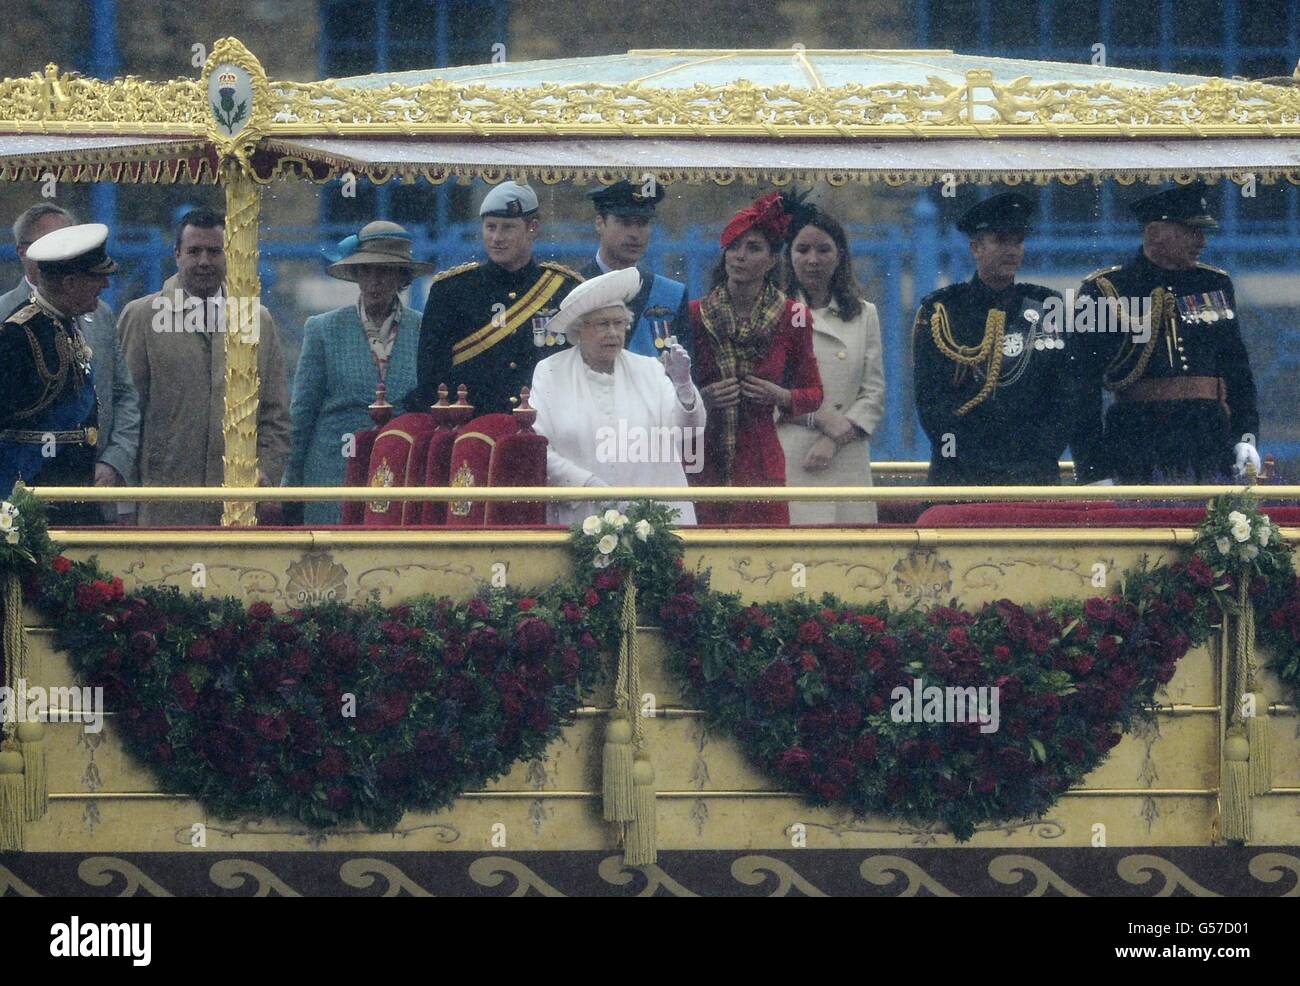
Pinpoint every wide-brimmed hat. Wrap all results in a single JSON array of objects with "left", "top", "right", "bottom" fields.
[
  {"left": 546, "top": 267, "right": 641, "bottom": 339},
  {"left": 326, "top": 221, "right": 434, "bottom": 281}
]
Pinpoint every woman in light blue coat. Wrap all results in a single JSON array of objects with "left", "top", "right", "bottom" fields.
[{"left": 284, "top": 221, "right": 431, "bottom": 524}]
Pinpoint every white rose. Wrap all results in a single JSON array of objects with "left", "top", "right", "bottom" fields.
[
  {"left": 1240, "top": 543, "right": 1259, "bottom": 562},
  {"left": 582, "top": 515, "right": 603, "bottom": 536},
  {"left": 592, "top": 553, "right": 613, "bottom": 569},
  {"left": 0, "top": 513, "right": 11, "bottom": 532},
  {"left": 603, "top": 509, "right": 622, "bottom": 526},
  {"left": 634, "top": 519, "right": 653, "bottom": 542},
  {"left": 1257, "top": 524, "right": 1271, "bottom": 546},
  {"left": 1231, "top": 521, "right": 1251, "bottom": 543},
  {"left": 1216, "top": 536, "right": 1231, "bottom": 555},
  {"left": 4, "top": 530, "right": 16, "bottom": 544},
  {"left": 1227, "top": 511, "right": 1247, "bottom": 526},
  {"left": 597, "top": 534, "right": 618, "bottom": 555}
]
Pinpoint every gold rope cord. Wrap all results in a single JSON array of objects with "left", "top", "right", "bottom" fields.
[
  {"left": 930, "top": 304, "right": 1007, "bottom": 416},
  {"left": 1094, "top": 276, "right": 1169, "bottom": 392},
  {"left": 220, "top": 158, "right": 262, "bottom": 527}
]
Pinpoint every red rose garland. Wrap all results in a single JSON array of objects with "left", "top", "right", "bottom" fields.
[{"left": 4, "top": 488, "right": 1299, "bottom": 840}]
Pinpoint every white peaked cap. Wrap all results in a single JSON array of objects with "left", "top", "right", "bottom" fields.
[{"left": 545, "top": 267, "right": 641, "bottom": 338}]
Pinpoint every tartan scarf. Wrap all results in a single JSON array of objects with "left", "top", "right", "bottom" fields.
[{"left": 699, "top": 280, "right": 787, "bottom": 484}]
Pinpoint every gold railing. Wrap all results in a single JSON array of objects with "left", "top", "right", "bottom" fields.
[{"left": 25, "top": 483, "right": 1293, "bottom": 504}]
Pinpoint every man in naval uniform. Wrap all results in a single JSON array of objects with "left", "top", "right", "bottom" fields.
[
  {"left": 580, "top": 180, "right": 691, "bottom": 359},
  {"left": 3, "top": 205, "right": 140, "bottom": 524},
  {"left": 912, "top": 192, "right": 1096, "bottom": 486},
  {"left": 408, "top": 181, "right": 584, "bottom": 415},
  {"left": 1075, "top": 181, "right": 1260, "bottom": 483},
  {"left": 0, "top": 223, "right": 119, "bottom": 525}
]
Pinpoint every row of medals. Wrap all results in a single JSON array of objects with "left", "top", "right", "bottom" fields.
[
  {"left": 1007, "top": 307, "right": 1063, "bottom": 355},
  {"left": 530, "top": 315, "right": 676, "bottom": 348}
]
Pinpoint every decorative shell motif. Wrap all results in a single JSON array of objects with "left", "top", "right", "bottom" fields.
[
  {"left": 369, "top": 456, "right": 396, "bottom": 514},
  {"left": 890, "top": 548, "right": 953, "bottom": 605},
  {"left": 285, "top": 551, "right": 349, "bottom": 605},
  {"left": 449, "top": 460, "right": 476, "bottom": 518}
]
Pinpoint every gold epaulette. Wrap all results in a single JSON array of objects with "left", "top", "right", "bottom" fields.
[
  {"left": 432, "top": 261, "right": 479, "bottom": 283},
  {"left": 1081, "top": 264, "right": 1122, "bottom": 283},
  {"left": 2, "top": 302, "right": 41, "bottom": 327},
  {"left": 540, "top": 260, "right": 585, "bottom": 282},
  {"left": 1196, "top": 261, "right": 1230, "bottom": 276}
]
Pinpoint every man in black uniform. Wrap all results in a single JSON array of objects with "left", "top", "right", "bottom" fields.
[
  {"left": 0, "top": 223, "right": 118, "bottom": 525},
  {"left": 1076, "top": 181, "right": 1260, "bottom": 483},
  {"left": 912, "top": 192, "right": 1095, "bottom": 485},
  {"left": 408, "top": 181, "right": 584, "bottom": 414},
  {"left": 581, "top": 180, "right": 690, "bottom": 359}
]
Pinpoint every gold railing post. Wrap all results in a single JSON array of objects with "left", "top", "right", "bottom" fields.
[
  {"left": 201, "top": 38, "right": 271, "bottom": 527},
  {"left": 219, "top": 158, "right": 262, "bottom": 526}
]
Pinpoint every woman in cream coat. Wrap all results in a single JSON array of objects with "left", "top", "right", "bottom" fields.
[
  {"left": 530, "top": 267, "right": 705, "bottom": 529},
  {"left": 778, "top": 208, "right": 885, "bottom": 524}
]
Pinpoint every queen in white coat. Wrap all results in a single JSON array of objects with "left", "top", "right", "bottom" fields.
[{"left": 530, "top": 267, "right": 705, "bottom": 528}]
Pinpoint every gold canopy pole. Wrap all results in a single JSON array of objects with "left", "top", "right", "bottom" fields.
[
  {"left": 201, "top": 38, "right": 272, "bottom": 526},
  {"left": 218, "top": 159, "right": 262, "bottom": 526}
]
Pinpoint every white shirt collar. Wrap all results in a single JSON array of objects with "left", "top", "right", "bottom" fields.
[{"left": 594, "top": 251, "right": 613, "bottom": 275}]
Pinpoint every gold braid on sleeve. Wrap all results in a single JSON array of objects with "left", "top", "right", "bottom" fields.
[
  {"left": 1094, "top": 276, "right": 1167, "bottom": 392},
  {"left": 930, "top": 303, "right": 1006, "bottom": 416}
]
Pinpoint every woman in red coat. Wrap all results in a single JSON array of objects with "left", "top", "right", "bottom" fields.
[{"left": 690, "top": 192, "right": 824, "bottom": 525}]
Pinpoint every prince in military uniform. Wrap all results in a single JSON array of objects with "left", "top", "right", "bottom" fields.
[
  {"left": 1076, "top": 181, "right": 1260, "bottom": 483},
  {"left": 581, "top": 180, "right": 690, "bottom": 359},
  {"left": 912, "top": 193, "right": 1096, "bottom": 485},
  {"left": 0, "top": 223, "right": 118, "bottom": 525},
  {"left": 408, "top": 181, "right": 584, "bottom": 414}
]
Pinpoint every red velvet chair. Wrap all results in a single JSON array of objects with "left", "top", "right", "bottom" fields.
[
  {"left": 444, "top": 413, "right": 524, "bottom": 527},
  {"left": 341, "top": 427, "right": 381, "bottom": 525},
  {"left": 363, "top": 412, "right": 439, "bottom": 526}
]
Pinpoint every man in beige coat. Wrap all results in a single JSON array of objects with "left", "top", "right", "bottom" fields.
[{"left": 117, "top": 208, "right": 290, "bottom": 526}]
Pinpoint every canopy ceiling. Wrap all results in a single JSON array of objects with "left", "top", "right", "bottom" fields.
[{"left": 3, "top": 44, "right": 1300, "bottom": 184}]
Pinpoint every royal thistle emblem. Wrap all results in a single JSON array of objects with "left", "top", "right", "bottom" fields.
[
  {"left": 449, "top": 461, "right": 476, "bottom": 517},
  {"left": 369, "top": 457, "right": 396, "bottom": 514},
  {"left": 207, "top": 65, "right": 252, "bottom": 137}
]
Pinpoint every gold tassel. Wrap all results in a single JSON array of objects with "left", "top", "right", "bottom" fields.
[
  {"left": 1220, "top": 727, "right": 1252, "bottom": 844},
  {"left": 0, "top": 739, "right": 24, "bottom": 851},
  {"left": 623, "top": 751, "right": 657, "bottom": 867},
  {"left": 602, "top": 714, "right": 635, "bottom": 822},
  {"left": 1246, "top": 695, "right": 1272, "bottom": 796},
  {"left": 4, "top": 574, "right": 26, "bottom": 688},
  {"left": 16, "top": 721, "right": 45, "bottom": 821}
]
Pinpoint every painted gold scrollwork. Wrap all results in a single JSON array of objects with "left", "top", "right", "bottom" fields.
[
  {"left": 860, "top": 855, "right": 958, "bottom": 896},
  {"left": 77, "top": 856, "right": 175, "bottom": 897},
  {"left": 597, "top": 855, "right": 701, "bottom": 896},
  {"left": 731, "top": 855, "right": 828, "bottom": 896},
  {"left": 987, "top": 854, "right": 1087, "bottom": 896},
  {"left": 1116, "top": 854, "right": 1222, "bottom": 896},
  {"left": 209, "top": 859, "right": 302, "bottom": 897},
  {"left": 339, "top": 858, "right": 434, "bottom": 897},
  {"left": 467, "top": 856, "right": 565, "bottom": 896}
]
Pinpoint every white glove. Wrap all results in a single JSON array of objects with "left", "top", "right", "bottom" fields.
[
  {"left": 662, "top": 343, "right": 693, "bottom": 388},
  {"left": 1234, "top": 442, "right": 1262, "bottom": 478}
]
